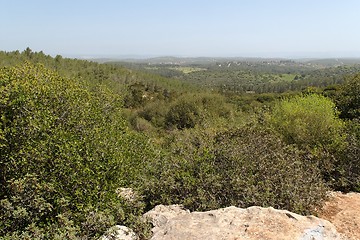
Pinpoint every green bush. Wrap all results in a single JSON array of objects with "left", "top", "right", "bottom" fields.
[
  {"left": 138, "top": 100, "right": 168, "bottom": 128},
  {"left": 266, "top": 94, "right": 345, "bottom": 149},
  {"left": 164, "top": 93, "right": 234, "bottom": 130},
  {"left": 165, "top": 99, "right": 200, "bottom": 129},
  {"left": 264, "top": 94, "right": 360, "bottom": 191},
  {"left": 0, "top": 63, "right": 154, "bottom": 238},
  {"left": 332, "top": 119, "right": 360, "bottom": 191},
  {"left": 336, "top": 74, "right": 360, "bottom": 120},
  {"left": 140, "top": 126, "right": 327, "bottom": 215}
]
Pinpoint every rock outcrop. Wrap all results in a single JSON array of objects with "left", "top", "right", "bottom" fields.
[
  {"left": 144, "top": 205, "right": 346, "bottom": 240},
  {"left": 101, "top": 192, "right": 360, "bottom": 240},
  {"left": 100, "top": 225, "right": 137, "bottom": 240}
]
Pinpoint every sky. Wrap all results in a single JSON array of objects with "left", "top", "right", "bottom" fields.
[{"left": 1, "top": 0, "right": 360, "bottom": 58}]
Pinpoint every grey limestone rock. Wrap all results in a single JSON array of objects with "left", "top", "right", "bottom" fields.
[
  {"left": 144, "top": 205, "right": 347, "bottom": 240},
  {"left": 100, "top": 225, "right": 137, "bottom": 240}
]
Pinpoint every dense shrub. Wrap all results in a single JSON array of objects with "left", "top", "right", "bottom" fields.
[
  {"left": 138, "top": 100, "right": 168, "bottom": 128},
  {"left": 265, "top": 94, "right": 360, "bottom": 191},
  {"left": 336, "top": 74, "right": 360, "bottom": 120},
  {"left": 164, "top": 93, "right": 234, "bottom": 130},
  {"left": 266, "top": 94, "right": 345, "bottom": 149},
  {"left": 139, "top": 126, "right": 327, "bottom": 215},
  {"left": 0, "top": 63, "right": 154, "bottom": 238},
  {"left": 165, "top": 100, "right": 200, "bottom": 129},
  {"left": 332, "top": 119, "right": 360, "bottom": 191}
]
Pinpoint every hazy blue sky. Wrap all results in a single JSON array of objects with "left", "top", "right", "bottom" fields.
[{"left": 1, "top": 0, "right": 360, "bottom": 58}]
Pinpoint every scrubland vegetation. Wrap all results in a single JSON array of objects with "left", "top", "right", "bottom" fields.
[{"left": 1, "top": 49, "right": 359, "bottom": 239}]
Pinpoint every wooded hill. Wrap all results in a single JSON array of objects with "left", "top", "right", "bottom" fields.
[{"left": 110, "top": 57, "right": 360, "bottom": 93}]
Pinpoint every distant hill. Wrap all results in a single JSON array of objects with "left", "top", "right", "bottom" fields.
[
  {"left": 96, "top": 56, "right": 360, "bottom": 68},
  {"left": 301, "top": 58, "right": 360, "bottom": 67}
]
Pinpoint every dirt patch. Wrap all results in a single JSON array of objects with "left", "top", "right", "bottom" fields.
[{"left": 317, "top": 192, "right": 360, "bottom": 240}]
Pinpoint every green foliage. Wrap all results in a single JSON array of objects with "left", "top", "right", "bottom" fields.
[
  {"left": 164, "top": 93, "right": 234, "bottom": 130},
  {"left": 140, "top": 126, "right": 327, "bottom": 215},
  {"left": 0, "top": 175, "right": 57, "bottom": 234},
  {"left": 266, "top": 94, "right": 345, "bottom": 149},
  {"left": 123, "top": 83, "right": 148, "bottom": 108},
  {"left": 0, "top": 63, "right": 154, "bottom": 238},
  {"left": 122, "top": 58, "right": 360, "bottom": 94},
  {"left": 332, "top": 119, "right": 360, "bottom": 191},
  {"left": 336, "top": 73, "right": 360, "bottom": 120},
  {"left": 264, "top": 94, "right": 360, "bottom": 191},
  {"left": 165, "top": 99, "right": 200, "bottom": 129},
  {"left": 138, "top": 100, "right": 168, "bottom": 128}
]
